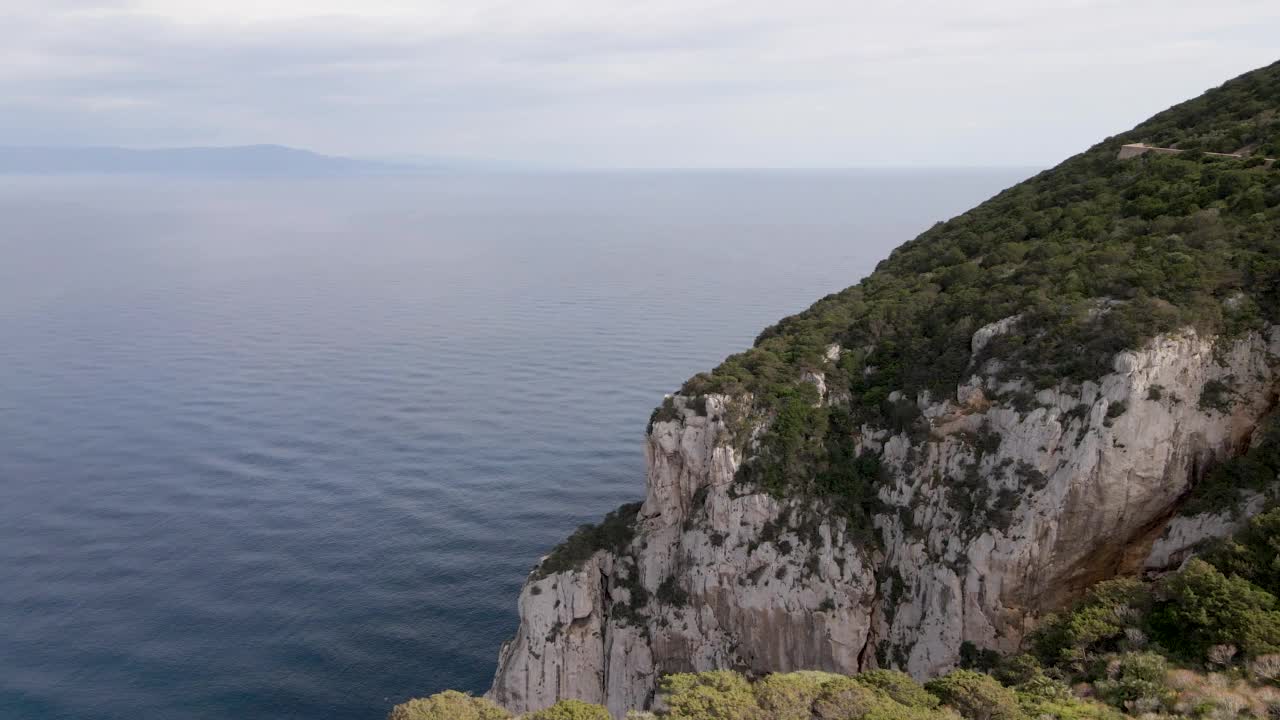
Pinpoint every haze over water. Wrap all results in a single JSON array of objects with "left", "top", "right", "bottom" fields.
[{"left": 0, "top": 169, "right": 1030, "bottom": 720}]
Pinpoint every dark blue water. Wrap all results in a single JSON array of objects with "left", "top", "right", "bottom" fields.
[{"left": 0, "top": 169, "right": 1030, "bottom": 720}]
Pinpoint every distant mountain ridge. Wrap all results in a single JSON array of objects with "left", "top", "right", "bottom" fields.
[{"left": 0, "top": 144, "right": 426, "bottom": 177}]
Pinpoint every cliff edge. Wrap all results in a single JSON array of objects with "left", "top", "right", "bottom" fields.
[{"left": 489, "top": 61, "right": 1280, "bottom": 717}]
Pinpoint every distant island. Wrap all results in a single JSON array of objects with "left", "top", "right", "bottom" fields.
[{"left": 0, "top": 144, "right": 432, "bottom": 177}]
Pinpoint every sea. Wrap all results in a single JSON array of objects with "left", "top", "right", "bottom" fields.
[{"left": 0, "top": 168, "right": 1032, "bottom": 719}]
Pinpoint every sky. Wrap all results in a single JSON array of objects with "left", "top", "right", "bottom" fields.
[{"left": 2, "top": 0, "right": 1278, "bottom": 168}]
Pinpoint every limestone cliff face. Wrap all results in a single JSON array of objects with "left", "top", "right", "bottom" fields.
[{"left": 489, "top": 326, "right": 1280, "bottom": 717}]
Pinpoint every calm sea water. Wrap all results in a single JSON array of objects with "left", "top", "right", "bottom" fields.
[{"left": 0, "top": 169, "right": 1031, "bottom": 720}]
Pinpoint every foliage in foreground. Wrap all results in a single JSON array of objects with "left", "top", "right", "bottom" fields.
[
  {"left": 387, "top": 694, "right": 616, "bottom": 720},
  {"left": 525, "top": 698, "right": 614, "bottom": 720},
  {"left": 387, "top": 690, "right": 511, "bottom": 720}
]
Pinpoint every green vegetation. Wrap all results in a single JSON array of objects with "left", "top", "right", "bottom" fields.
[
  {"left": 650, "top": 667, "right": 1124, "bottom": 720},
  {"left": 924, "top": 670, "right": 1024, "bottom": 720},
  {"left": 660, "top": 670, "right": 761, "bottom": 719},
  {"left": 525, "top": 699, "right": 613, "bottom": 720},
  {"left": 660, "top": 669, "right": 952, "bottom": 720},
  {"left": 1208, "top": 507, "right": 1280, "bottom": 595},
  {"left": 668, "top": 61, "right": 1280, "bottom": 518},
  {"left": 857, "top": 669, "right": 943, "bottom": 709},
  {"left": 753, "top": 670, "right": 834, "bottom": 720},
  {"left": 401, "top": 64, "right": 1280, "bottom": 720},
  {"left": 388, "top": 691, "right": 510, "bottom": 720},
  {"left": 1149, "top": 559, "right": 1280, "bottom": 659},
  {"left": 534, "top": 502, "right": 642, "bottom": 579},
  {"left": 1023, "top": 507, "right": 1280, "bottom": 716},
  {"left": 1179, "top": 414, "right": 1280, "bottom": 516},
  {"left": 386, "top": 694, "right": 613, "bottom": 720},
  {"left": 1199, "top": 378, "right": 1239, "bottom": 413},
  {"left": 1033, "top": 514, "right": 1280, "bottom": 670}
]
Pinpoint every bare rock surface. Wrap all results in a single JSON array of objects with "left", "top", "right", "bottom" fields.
[{"left": 490, "top": 327, "right": 1280, "bottom": 717}]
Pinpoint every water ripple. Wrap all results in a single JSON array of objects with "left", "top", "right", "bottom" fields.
[{"left": 0, "top": 169, "right": 1032, "bottom": 720}]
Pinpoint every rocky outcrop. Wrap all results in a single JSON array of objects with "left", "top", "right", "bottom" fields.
[
  {"left": 1143, "top": 491, "right": 1270, "bottom": 570},
  {"left": 490, "top": 326, "right": 1280, "bottom": 717},
  {"left": 490, "top": 393, "right": 879, "bottom": 716}
]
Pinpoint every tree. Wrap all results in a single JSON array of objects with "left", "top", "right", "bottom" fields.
[
  {"left": 1032, "top": 579, "right": 1152, "bottom": 671},
  {"left": 1149, "top": 558, "right": 1280, "bottom": 660}
]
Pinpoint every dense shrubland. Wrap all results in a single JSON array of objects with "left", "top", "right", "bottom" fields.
[
  {"left": 448, "top": 62, "right": 1280, "bottom": 719},
  {"left": 665, "top": 61, "right": 1280, "bottom": 525},
  {"left": 523, "top": 62, "right": 1280, "bottom": 612}
]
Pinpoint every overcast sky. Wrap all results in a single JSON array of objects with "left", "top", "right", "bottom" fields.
[{"left": 3, "top": 1, "right": 1277, "bottom": 168}]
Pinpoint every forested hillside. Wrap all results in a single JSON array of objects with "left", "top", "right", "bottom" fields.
[
  {"left": 668, "top": 61, "right": 1280, "bottom": 530},
  {"left": 472, "top": 60, "right": 1280, "bottom": 720}
]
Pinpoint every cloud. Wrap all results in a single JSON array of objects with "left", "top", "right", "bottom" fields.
[{"left": 1, "top": 0, "right": 1277, "bottom": 166}]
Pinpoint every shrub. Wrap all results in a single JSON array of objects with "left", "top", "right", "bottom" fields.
[
  {"left": 387, "top": 691, "right": 510, "bottom": 720},
  {"left": 657, "top": 576, "right": 690, "bottom": 607},
  {"left": 752, "top": 672, "right": 834, "bottom": 720},
  {"left": 960, "top": 642, "right": 1002, "bottom": 673},
  {"left": 525, "top": 699, "right": 612, "bottom": 720},
  {"left": 811, "top": 677, "right": 883, "bottom": 720},
  {"left": 1032, "top": 578, "right": 1153, "bottom": 671},
  {"left": 661, "top": 670, "right": 760, "bottom": 720},
  {"left": 925, "top": 670, "right": 1026, "bottom": 720},
  {"left": 1181, "top": 420, "right": 1280, "bottom": 517},
  {"left": 991, "top": 655, "right": 1044, "bottom": 687},
  {"left": 1149, "top": 558, "right": 1280, "bottom": 660},
  {"left": 1104, "top": 401, "right": 1128, "bottom": 425},
  {"left": 1093, "top": 652, "right": 1174, "bottom": 714},
  {"left": 1207, "top": 644, "right": 1239, "bottom": 667},
  {"left": 855, "top": 669, "right": 941, "bottom": 709},
  {"left": 1199, "top": 379, "right": 1237, "bottom": 413},
  {"left": 1013, "top": 674, "right": 1073, "bottom": 702},
  {"left": 535, "top": 502, "right": 642, "bottom": 578},
  {"left": 1165, "top": 668, "right": 1280, "bottom": 719},
  {"left": 1206, "top": 507, "right": 1280, "bottom": 595},
  {"left": 1015, "top": 684, "right": 1123, "bottom": 720},
  {"left": 1249, "top": 654, "right": 1280, "bottom": 683}
]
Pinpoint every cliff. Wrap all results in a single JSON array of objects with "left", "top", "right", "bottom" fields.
[
  {"left": 491, "top": 329, "right": 1279, "bottom": 716},
  {"left": 488, "top": 61, "right": 1280, "bottom": 717}
]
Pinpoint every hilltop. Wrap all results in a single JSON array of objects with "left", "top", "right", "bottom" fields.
[{"left": 400, "top": 60, "right": 1280, "bottom": 719}]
